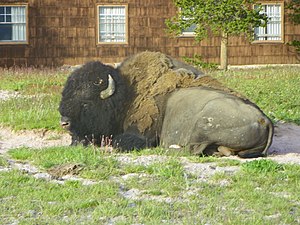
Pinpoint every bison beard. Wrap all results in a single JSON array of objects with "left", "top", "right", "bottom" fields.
[{"left": 59, "top": 51, "right": 274, "bottom": 158}]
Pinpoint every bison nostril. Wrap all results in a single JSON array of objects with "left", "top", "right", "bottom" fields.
[
  {"left": 60, "top": 116, "right": 71, "bottom": 129},
  {"left": 60, "top": 121, "right": 70, "bottom": 129}
]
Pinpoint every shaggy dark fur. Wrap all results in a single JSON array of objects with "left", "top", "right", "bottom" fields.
[{"left": 59, "top": 61, "right": 132, "bottom": 146}]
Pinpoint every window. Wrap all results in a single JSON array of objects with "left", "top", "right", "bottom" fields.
[
  {"left": 254, "top": 3, "right": 283, "bottom": 42},
  {"left": 180, "top": 7, "right": 196, "bottom": 37},
  {"left": 0, "top": 5, "right": 27, "bottom": 43},
  {"left": 97, "top": 5, "right": 128, "bottom": 44},
  {"left": 182, "top": 23, "right": 196, "bottom": 36}
]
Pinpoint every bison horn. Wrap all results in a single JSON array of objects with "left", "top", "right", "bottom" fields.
[{"left": 100, "top": 74, "right": 115, "bottom": 99}]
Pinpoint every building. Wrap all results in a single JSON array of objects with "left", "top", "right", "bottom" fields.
[{"left": 0, "top": 0, "right": 299, "bottom": 67}]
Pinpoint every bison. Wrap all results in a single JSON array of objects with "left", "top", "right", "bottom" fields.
[{"left": 59, "top": 51, "right": 273, "bottom": 158}]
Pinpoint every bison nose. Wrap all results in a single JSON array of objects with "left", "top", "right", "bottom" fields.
[
  {"left": 61, "top": 121, "right": 70, "bottom": 128},
  {"left": 60, "top": 117, "right": 71, "bottom": 129}
]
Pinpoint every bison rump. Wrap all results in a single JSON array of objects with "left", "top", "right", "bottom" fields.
[{"left": 160, "top": 87, "right": 273, "bottom": 158}]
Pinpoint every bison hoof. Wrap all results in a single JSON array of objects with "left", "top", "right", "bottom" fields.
[
  {"left": 169, "top": 144, "right": 181, "bottom": 149},
  {"left": 217, "top": 146, "right": 234, "bottom": 157}
]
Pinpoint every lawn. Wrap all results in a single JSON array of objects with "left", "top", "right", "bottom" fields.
[
  {"left": 0, "top": 65, "right": 299, "bottom": 224},
  {"left": 1, "top": 147, "right": 300, "bottom": 224}
]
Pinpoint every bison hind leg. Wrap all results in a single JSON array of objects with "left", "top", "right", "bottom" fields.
[
  {"left": 217, "top": 146, "right": 234, "bottom": 157},
  {"left": 189, "top": 142, "right": 220, "bottom": 156},
  {"left": 237, "top": 149, "right": 265, "bottom": 158},
  {"left": 190, "top": 143, "right": 237, "bottom": 157}
]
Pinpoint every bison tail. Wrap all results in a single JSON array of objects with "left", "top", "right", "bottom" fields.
[{"left": 262, "top": 121, "right": 274, "bottom": 156}]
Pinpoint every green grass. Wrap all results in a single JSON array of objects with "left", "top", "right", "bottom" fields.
[
  {"left": 241, "top": 159, "right": 284, "bottom": 173},
  {"left": 3, "top": 146, "right": 300, "bottom": 224},
  {"left": 0, "top": 67, "right": 67, "bottom": 130},
  {"left": 9, "top": 146, "right": 123, "bottom": 180},
  {"left": 0, "top": 94, "right": 62, "bottom": 130},
  {"left": 0, "top": 170, "right": 126, "bottom": 224},
  {"left": 0, "top": 67, "right": 67, "bottom": 94},
  {"left": 0, "top": 156, "right": 8, "bottom": 167}
]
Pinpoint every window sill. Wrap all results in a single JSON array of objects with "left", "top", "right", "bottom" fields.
[
  {"left": 179, "top": 33, "right": 195, "bottom": 38},
  {"left": 252, "top": 40, "right": 284, "bottom": 44},
  {"left": 97, "top": 42, "right": 128, "bottom": 46},
  {"left": 0, "top": 41, "right": 28, "bottom": 45}
]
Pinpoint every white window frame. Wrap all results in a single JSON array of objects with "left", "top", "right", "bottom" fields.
[
  {"left": 96, "top": 4, "right": 128, "bottom": 44},
  {"left": 181, "top": 22, "right": 197, "bottom": 37},
  {"left": 254, "top": 3, "right": 284, "bottom": 43},
  {"left": 0, "top": 4, "right": 28, "bottom": 44}
]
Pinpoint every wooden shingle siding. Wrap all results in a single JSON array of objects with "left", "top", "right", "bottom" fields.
[{"left": 0, "top": 0, "right": 298, "bottom": 67}]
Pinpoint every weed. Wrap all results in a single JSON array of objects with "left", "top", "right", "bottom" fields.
[
  {"left": 216, "top": 158, "right": 241, "bottom": 167},
  {"left": 182, "top": 54, "right": 218, "bottom": 70},
  {"left": 241, "top": 159, "right": 284, "bottom": 173},
  {"left": 0, "top": 156, "right": 8, "bottom": 167}
]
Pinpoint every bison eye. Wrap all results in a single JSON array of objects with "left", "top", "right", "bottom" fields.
[
  {"left": 93, "top": 78, "right": 103, "bottom": 86},
  {"left": 82, "top": 103, "right": 89, "bottom": 112}
]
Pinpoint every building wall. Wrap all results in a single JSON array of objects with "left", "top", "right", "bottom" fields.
[{"left": 0, "top": 0, "right": 299, "bottom": 67}]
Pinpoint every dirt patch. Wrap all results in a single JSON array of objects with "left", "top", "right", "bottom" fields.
[
  {"left": 0, "top": 127, "right": 70, "bottom": 155},
  {"left": 0, "top": 90, "right": 21, "bottom": 101},
  {"left": 269, "top": 122, "right": 300, "bottom": 155}
]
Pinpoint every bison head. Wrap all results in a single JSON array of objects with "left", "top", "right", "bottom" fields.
[{"left": 59, "top": 61, "right": 130, "bottom": 145}]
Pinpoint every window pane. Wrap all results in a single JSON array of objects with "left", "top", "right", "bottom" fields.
[
  {"left": 6, "top": 7, "right": 11, "bottom": 14},
  {"left": 183, "top": 24, "right": 196, "bottom": 33},
  {"left": 0, "top": 7, "right": 4, "bottom": 14},
  {"left": 0, "top": 24, "right": 12, "bottom": 41},
  {"left": 6, "top": 15, "right": 11, "bottom": 22},
  {"left": 0, "top": 15, "right": 4, "bottom": 22}
]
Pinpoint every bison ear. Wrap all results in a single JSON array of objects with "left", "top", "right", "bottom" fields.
[{"left": 100, "top": 74, "right": 116, "bottom": 99}]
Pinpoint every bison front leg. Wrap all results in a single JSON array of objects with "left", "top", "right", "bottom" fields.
[
  {"left": 188, "top": 141, "right": 211, "bottom": 155},
  {"left": 113, "top": 132, "right": 157, "bottom": 152},
  {"left": 70, "top": 135, "right": 81, "bottom": 146}
]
